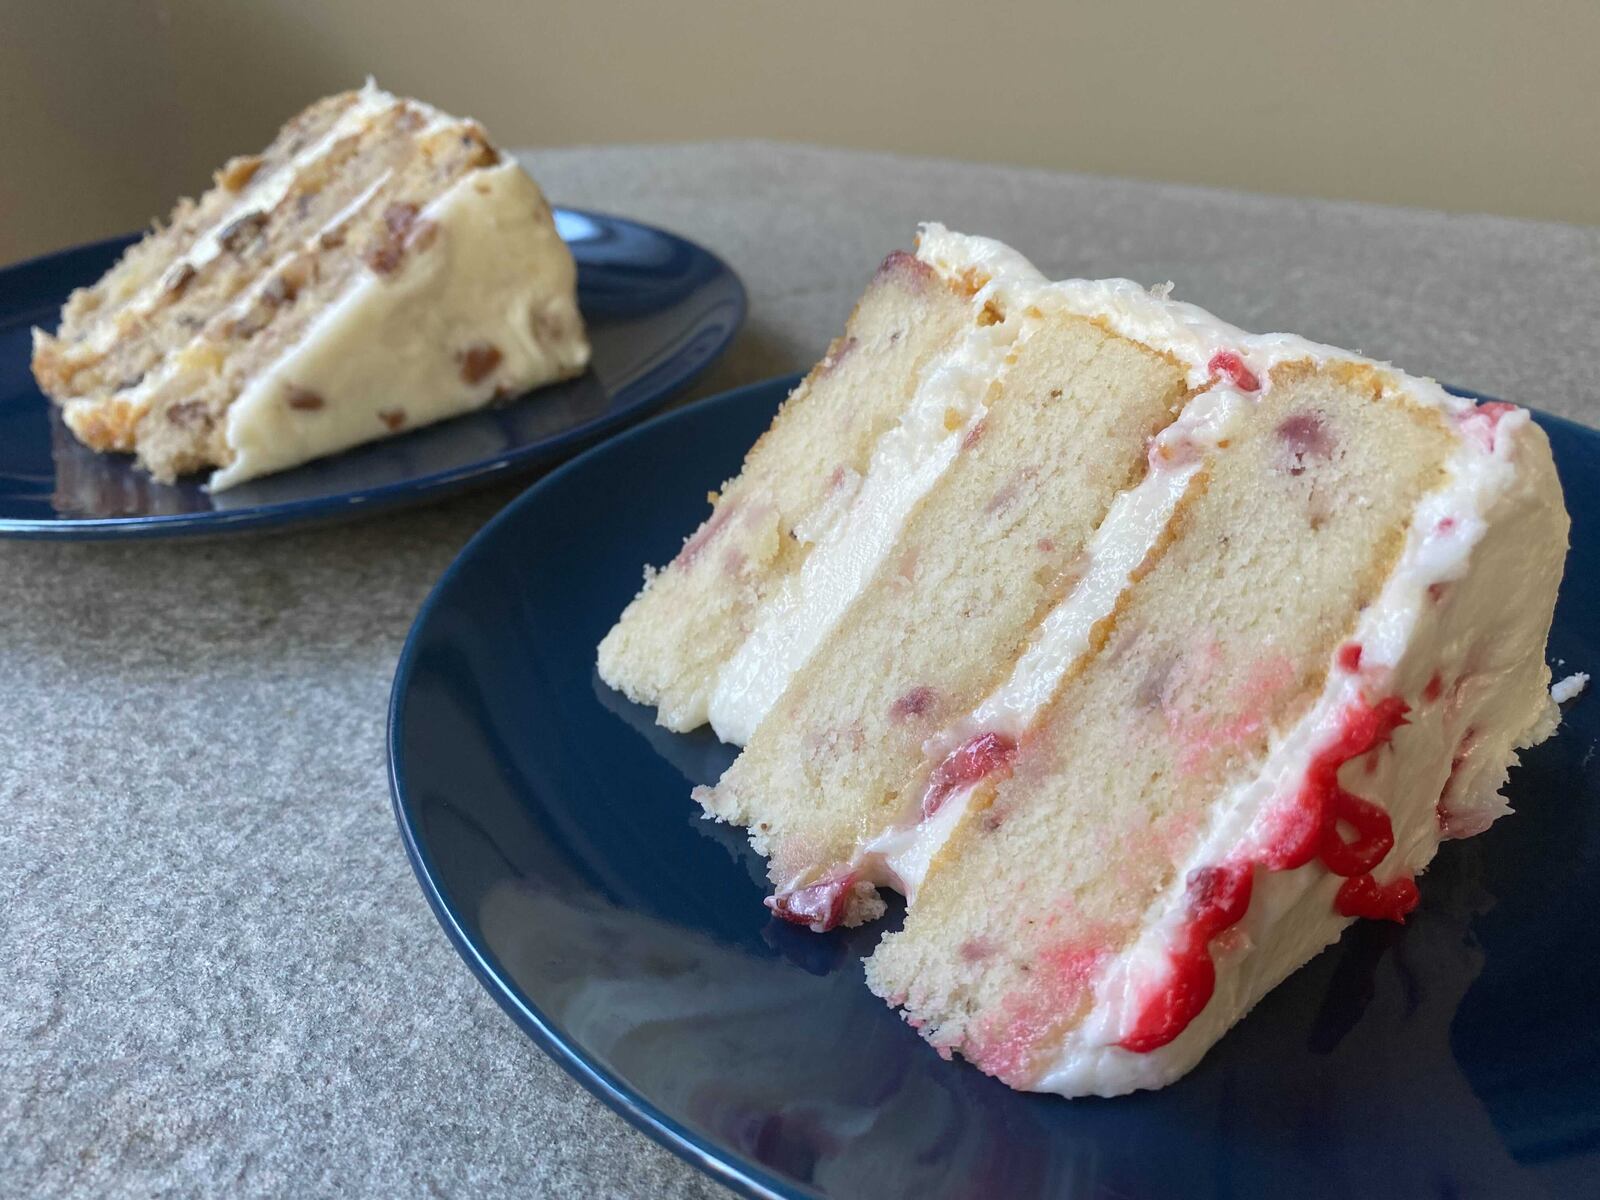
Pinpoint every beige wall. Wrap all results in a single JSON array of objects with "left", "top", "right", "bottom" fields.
[{"left": 3, "top": 0, "right": 1597, "bottom": 262}]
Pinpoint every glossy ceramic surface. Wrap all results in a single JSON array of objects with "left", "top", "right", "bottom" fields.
[
  {"left": 390, "top": 374, "right": 1600, "bottom": 1200},
  {"left": 0, "top": 210, "right": 744, "bottom": 539}
]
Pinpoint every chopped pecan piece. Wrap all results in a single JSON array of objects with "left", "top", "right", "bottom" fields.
[
  {"left": 384, "top": 202, "right": 419, "bottom": 239},
  {"left": 261, "top": 259, "right": 311, "bottom": 308},
  {"left": 458, "top": 343, "right": 503, "bottom": 384},
  {"left": 216, "top": 211, "right": 268, "bottom": 254},
  {"left": 285, "top": 387, "right": 325, "bottom": 411},
  {"left": 366, "top": 244, "right": 403, "bottom": 275},
  {"left": 166, "top": 399, "right": 208, "bottom": 428},
  {"left": 227, "top": 311, "right": 267, "bottom": 340},
  {"left": 162, "top": 262, "right": 197, "bottom": 298},
  {"left": 459, "top": 128, "right": 500, "bottom": 168},
  {"left": 366, "top": 203, "right": 421, "bottom": 275},
  {"left": 261, "top": 276, "right": 292, "bottom": 307},
  {"left": 215, "top": 154, "right": 265, "bottom": 192}
]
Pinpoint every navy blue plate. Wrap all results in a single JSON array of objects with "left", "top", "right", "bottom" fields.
[
  {"left": 389, "top": 374, "right": 1600, "bottom": 1200},
  {"left": 0, "top": 210, "right": 744, "bottom": 539}
]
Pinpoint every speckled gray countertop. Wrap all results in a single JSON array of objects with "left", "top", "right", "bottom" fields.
[{"left": 4, "top": 144, "right": 1598, "bottom": 1198}]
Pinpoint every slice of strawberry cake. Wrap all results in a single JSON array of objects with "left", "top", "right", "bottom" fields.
[{"left": 597, "top": 226, "right": 1570, "bottom": 1096}]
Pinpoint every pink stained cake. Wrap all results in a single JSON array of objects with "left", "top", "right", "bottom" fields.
[{"left": 597, "top": 226, "right": 1571, "bottom": 1096}]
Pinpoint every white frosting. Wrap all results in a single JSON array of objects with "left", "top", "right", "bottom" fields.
[
  {"left": 920, "top": 225, "right": 1477, "bottom": 417},
  {"left": 705, "top": 223, "right": 1421, "bottom": 748},
  {"left": 1035, "top": 409, "right": 1564, "bottom": 1096},
  {"left": 839, "top": 386, "right": 1249, "bottom": 902},
  {"left": 1552, "top": 672, "right": 1588, "bottom": 704},
  {"left": 210, "top": 161, "right": 587, "bottom": 489},
  {"left": 703, "top": 240, "right": 1048, "bottom": 744},
  {"left": 87, "top": 82, "right": 405, "bottom": 356}
]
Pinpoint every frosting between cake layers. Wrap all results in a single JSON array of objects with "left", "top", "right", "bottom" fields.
[
  {"left": 820, "top": 229, "right": 1495, "bottom": 905},
  {"left": 702, "top": 237, "right": 1050, "bottom": 745},
  {"left": 86, "top": 82, "right": 408, "bottom": 357},
  {"left": 704, "top": 227, "right": 1480, "bottom": 752},
  {"left": 210, "top": 160, "right": 587, "bottom": 489},
  {"left": 853, "top": 383, "right": 1251, "bottom": 899},
  {"left": 1034, "top": 406, "right": 1565, "bottom": 1097}
]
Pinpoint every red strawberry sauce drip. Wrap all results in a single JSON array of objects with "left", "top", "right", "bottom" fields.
[
  {"left": 1335, "top": 873, "right": 1420, "bottom": 922},
  {"left": 1260, "top": 696, "right": 1409, "bottom": 870},
  {"left": 1319, "top": 790, "right": 1396, "bottom": 875},
  {"left": 1208, "top": 350, "right": 1261, "bottom": 392},
  {"left": 1336, "top": 642, "right": 1362, "bottom": 672},
  {"left": 1121, "top": 694, "right": 1415, "bottom": 1054},
  {"left": 1120, "top": 864, "right": 1254, "bottom": 1053},
  {"left": 921, "top": 732, "right": 1018, "bottom": 820}
]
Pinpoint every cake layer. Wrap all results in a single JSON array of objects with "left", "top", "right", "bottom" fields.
[
  {"left": 36, "top": 87, "right": 393, "bottom": 438},
  {"left": 32, "top": 89, "right": 362, "bottom": 400},
  {"left": 699, "top": 309, "right": 1191, "bottom": 915},
  {"left": 598, "top": 251, "right": 979, "bottom": 731}
]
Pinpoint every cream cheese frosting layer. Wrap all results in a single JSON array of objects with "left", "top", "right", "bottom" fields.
[
  {"left": 85, "top": 82, "right": 408, "bottom": 357},
  {"left": 1034, "top": 408, "right": 1565, "bottom": 1097},
  {"left": 211, "top": 161, "right": 587, "bottom": 489},
  {"left": 918, "top": 225, "right": 1476, "bottom": 418},
  {"left": 706, "top": 224, "right": 1487, "bottom": 751},
  {"left": 703, "top": 236, "right": 1049, "bottom": 745},
  {"left": 705, "top": 223, "right": 1377, "bottom": 750},
  {"left": 846, "top": 383, "right": 1249, "bottom": 901},
  {"left": 839, "top": 228, "right": 1503, "bottom": 911}
]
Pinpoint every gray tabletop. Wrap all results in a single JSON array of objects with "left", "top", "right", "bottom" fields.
[{"left": 5, "top": 142, "right": 1598, "bottom": 1199}]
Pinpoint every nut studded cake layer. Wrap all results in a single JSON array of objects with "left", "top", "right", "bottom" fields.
[{"left": 32, "top": 82, "right": 589, "bottom": 487}]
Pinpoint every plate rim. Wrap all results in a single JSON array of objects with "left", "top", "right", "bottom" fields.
[
  {"left": 0, "top": 209, "right": 747, "bottom": 541},
  {"left": 389, "top": 373, "right": 808, "bottom": 1200},
  {"left": 386, "top": 372, "right": 1591, "bottom": 1200}
]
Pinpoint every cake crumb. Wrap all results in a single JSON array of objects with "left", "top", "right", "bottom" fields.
[{"left": 1552, "top": 673, "right": 1589, "bottom": 704}]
